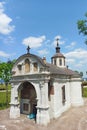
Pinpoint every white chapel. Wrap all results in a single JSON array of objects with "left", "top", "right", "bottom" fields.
[{"left": 10, "top": 39, "right": 84, "bottom": 125}]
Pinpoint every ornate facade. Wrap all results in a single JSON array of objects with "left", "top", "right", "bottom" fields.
[{"left": 10, "top": 40, "right": 83, "bottom": 125}]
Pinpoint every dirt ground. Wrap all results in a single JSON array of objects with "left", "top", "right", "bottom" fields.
[{"left": 0, "top": 99, "right": 87, "bottom": 130}]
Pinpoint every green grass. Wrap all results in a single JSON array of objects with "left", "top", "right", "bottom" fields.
[
  {"left": 83, "top": 87, "right": 87, "bottom": 97},
  {"left": 0, "top": 84, "right": 11, "bottom": 110},
  {"left": 0, "top": 91, "right": 11, "bottom": 110},
  {"left": 0, "top": 84, "right": 11, "bottom": 90}
]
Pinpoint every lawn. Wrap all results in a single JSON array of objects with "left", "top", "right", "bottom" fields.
[
  {"left": 82, "top": 87, "right": 87, "bottom": 97},
  {"left": 0, "top": 91, "right": 11, "bottom": 110},
  {"left": 0, "top": 84, "right": 11, "bottom": 90},
  {"left": 0, "top": 87, "right": 11, "bottom": 110}
]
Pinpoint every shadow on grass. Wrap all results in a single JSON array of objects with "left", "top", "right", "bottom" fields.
[{"left": 0, "top": 103, "right": 10, "bottom": 110}]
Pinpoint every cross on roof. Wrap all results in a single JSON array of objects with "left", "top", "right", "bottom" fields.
[
  {"left": 56, "top": 38, "right": 59, "bottom": 46},
  {"left": 56, "top": 38, "right": 60, "bottom": 53},
  {"left": 27, "top": 45, "right": 30, "bottom": 53}
]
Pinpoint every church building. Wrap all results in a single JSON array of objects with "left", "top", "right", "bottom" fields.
[{"left": 10, "top": 39, "right": 83, "bottom": 125}]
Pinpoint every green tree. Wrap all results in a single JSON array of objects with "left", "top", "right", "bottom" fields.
[
  {"left": 0, "top": 60, "right": 15, "bottom": 107},
  {"left": 77, "top": 13, "right": 87, "bottom": 44},
  {"left": 86, "top": 71, "right": 87, "bottom": 75},
  {"left": 80, "top": 72, "right": 83, "bottom": 77}
]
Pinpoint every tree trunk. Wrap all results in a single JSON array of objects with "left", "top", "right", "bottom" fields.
[{"left": 6, "top": 82, "right": 8, "bottom": 107}]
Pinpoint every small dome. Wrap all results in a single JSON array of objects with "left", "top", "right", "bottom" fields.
[
  {"left": 51, "top": 53, "right": 65, "bottom": 59},
  {"left": 51, "top": 39, "right": 66, "bottom": 68}
]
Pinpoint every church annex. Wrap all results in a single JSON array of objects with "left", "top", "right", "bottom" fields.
[{"left": 10, "top": 39, "right": 83, "bottom": 125}]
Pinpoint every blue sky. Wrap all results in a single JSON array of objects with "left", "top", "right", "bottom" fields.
[{"left": 0, "top": 0, "right": 87, "bottom": 76}]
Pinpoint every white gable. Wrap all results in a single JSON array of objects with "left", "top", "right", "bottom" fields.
[{"left": 12, "top": 54, "right": 47, "bottom": 76}]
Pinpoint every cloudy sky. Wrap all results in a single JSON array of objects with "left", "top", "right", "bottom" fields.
[{"left": 0, "top": 0, "right": 87, "bottom": 76}]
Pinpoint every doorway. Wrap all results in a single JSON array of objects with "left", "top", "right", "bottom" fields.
[{"left": 19, "top": 82, "right": 37, "bottom": 116}]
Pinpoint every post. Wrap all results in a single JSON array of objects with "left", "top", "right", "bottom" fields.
[
  {"left": 36, "top": 80, "right": 50, "bottom": 125},
  {"left": 6, "top": 82, "right": 8, "bottom": 108}
]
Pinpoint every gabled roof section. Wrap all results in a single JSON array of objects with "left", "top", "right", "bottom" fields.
[
  {"left": 13, "top": 53, "right": 47, "bottom": 67},
  {"left": 46, "top": 63, "right": 81, "bottom": 77},
  {"left": 46, "top": 63, "right": 67, "bottom": 75},
  {"left": 13, "top": 52, "right": 81, "bottom": 78},
  {"left": 62, "top": 68, "right": 81, "bottom": 77}
]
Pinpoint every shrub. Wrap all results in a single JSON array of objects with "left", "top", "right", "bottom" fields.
[
  {"left": 82, "top": 81, "right": 87, "bottom": 86},
  {"left": 0, "top": 84, "right": 11, "bottom": 90},
  {"left": 0, "top": 85, "right": 6, "bottom": 90}
]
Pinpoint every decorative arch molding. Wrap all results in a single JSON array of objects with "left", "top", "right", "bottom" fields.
[{"left": 17, "top": 81, "right": 39, "bottom": 99}]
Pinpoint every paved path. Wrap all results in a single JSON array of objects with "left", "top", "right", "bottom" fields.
[{"left": 0, "top": 98, "right": 87, "bottom": 130}]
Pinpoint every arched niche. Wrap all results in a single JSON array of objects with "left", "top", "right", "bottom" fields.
[
  {"left": 18, "top": 81, "right": 37, "bottom": 116},
  {"left": 25, "top": 59, "right": 30, "bottom": 73}
]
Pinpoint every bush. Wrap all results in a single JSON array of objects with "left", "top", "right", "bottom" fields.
[
  {"left": 0, "top": 85, "right": 6, "bottom": 90},
  {"left": 82, "top": 81, "right": 87, "bottom": 86},
  {"left": 0, "top": 84, "right": 11, "bottom": 90}
]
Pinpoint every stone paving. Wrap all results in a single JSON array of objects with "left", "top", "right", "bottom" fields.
[{"left": 0, "top": 98, "right": 87, "bottom": 130}]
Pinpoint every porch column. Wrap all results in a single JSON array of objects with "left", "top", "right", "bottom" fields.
[
  {"left": 10, "top": 83, "right": 20, "bottom": 118},
  {"left": 53, "top": 81, "right": 62, "bottom": 118},
  {"left": 36, "top": 80, "right": 50, "bottom": 125}
]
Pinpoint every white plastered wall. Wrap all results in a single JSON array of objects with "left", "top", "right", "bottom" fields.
[
  {"left": 70, "top": 78, "right": 84, "bottom": 106},
  {"left": 49, "top": 79, "right": 73, "bottom": 119}
]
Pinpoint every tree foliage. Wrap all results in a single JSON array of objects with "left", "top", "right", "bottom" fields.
[
  {"left": 0, "top": 60, "right": 15, "bottom": 84},
  {"left": 0, "top": 60, "right": 15, "bottom": 107},
  {"left": 77, "top": 13, "right": 87, "bottom": 44},
  {"left": 82, "top": 81, "right": 87, "bottom": 86}
]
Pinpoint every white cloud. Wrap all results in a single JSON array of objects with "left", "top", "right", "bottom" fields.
[
  {"left": 66, "top": 58, "right": 75, "bottom": 64},
  {"left": 3, "top": 36, "right": 15, "bottom": 44},
  {"left": 54, "top": 35, "right": 62, "bottom": 40},
  {"left": 44, "top": 40, "right": 50, "bottom": 45},
  {"left": 64, "top": 48, "right": 87, "bottom": 71},
  {"left": 65, "top": 42, "right": 76, "bottom": 49},
  {"left": 65, "top": 48, "right": 87, "bottom": 59},
  {"left": 75, "top": 63, "right": 83, "bottom": 68},
  {"left": 53, "top": 35, "right": 65, "bottom": 47},
  {"left": 22, "top": 35, "right": 46, "bottom": 48},
  {"left": 0, "top": 51, "right": 10, "bottom": 58},
  {"left": 0, "top": 2, "right": 4, "bottom": 13},
  {"left": 38, "top": 49, "right": 48, "bottom": 56},
  {"left": 0, "top": 2, "right": 15, "bottom": 35}
]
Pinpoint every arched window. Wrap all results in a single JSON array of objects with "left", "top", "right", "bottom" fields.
[
  {"left": 54, "top": 59, "right": 56, "bottom": 65},
  {"left": 64, "top": 59, "right": 65, "bottom": 66},
  {"left": 25, "top": 59, "right": 30, "bottom": 73},
  {"left": 48, "top": 80, "right": 54, "bottom": 101},
  {"left": 62, "top": 85, "right": 66, "bottom": 105},
  {"left": 59, "top": 58, "right": 62, "bottom": 66},
  {"left": 33, "top": 62, "right": 38, "bottom": 72}
]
